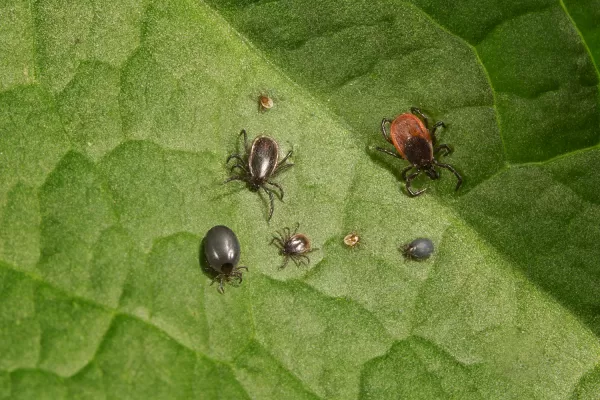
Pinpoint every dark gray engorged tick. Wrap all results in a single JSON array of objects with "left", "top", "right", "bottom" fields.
[
  {"left": 270, "top": 223, "right": 314, "bottom": 269},
  {"left": 225, "top": 129, "right": 293, "bottom": 221},
  {"left": 376, "top": 107, "right": 462, "bottom": 196},
  {"left": 402, "top": 238, "right": 434, "bottom": 260},
  {"left": 203, "top": 225, "right": 248, "bottom": 294}
]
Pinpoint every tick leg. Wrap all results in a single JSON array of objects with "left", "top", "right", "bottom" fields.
[
  {"left": 293, "top": 222, "right": 300, "bottom": 236},
  {"left": 278, "top": 229, "right": 288, "bottom": 242},
  {"left": 279, "top": 256, "right": 290, "bottom": 270},
  {"left": 431, "top": 121, "right": 446, "bottom": 139},
  {"left": 224, "top": 176, "right": 245, "bottom": 184},
  {"left": 274, "top": 149, "right": 294, "bottom": 176},
  {"left": 299, "top": 254, "right": 311, "bottom": 264},
  {"left": 263, "top": 186, "right": 276, "bottom": 222},
  {"left": 375, "top": 147, "right": 403, "bottom": 160},
  {"left": 226, "top": 154, "right": 245, "bottom": 164},
  {"left": 434, "top": 161, "right": 463, "bottom": 191},
  {"left": 401, "top": 165, "right": 415, "bottom": 182},
  {"left": 405, "top": 170, "right": 427, "bottom": 197},
  {"left": 381, "top": 118, "right": 394, "bottom": 143},
  {"left": 279, "top": 149, "right": 293, "bottom": 165},
  {"left": 267, "top": 181, "right": 284, "bottom": 200},
  {"left": 233, "top": 268, "right": 246, "bottom": 283},
  {"left": 434, "top": 144, "right": 452, "bottom": 157},
  {"left": 410, "top": 107, "right": 429, "bottom": 128},
  {"left": 239, "top": 129, "right": 249, "bottom": 152},
  {"left": 277, "top": 163, "right": 294, "bottom": 173},
  {"left": 270, "top": 236, "right": 284, "bottom": 249},
  {"left": 274, "top": 161, "right": 294, "bottom": 176},
  {"left": 211, "top": 274, "right": 225, "bottom": 294},
  {"left": 230, "top": 163, "right": 248, "bottom": 173}
]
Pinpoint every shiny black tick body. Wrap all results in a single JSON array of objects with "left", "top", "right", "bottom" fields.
[
  {"left": 225, "top": 130, "right": 293, "bottom": 221},
  {"left": 270, "top": 223, "right": 314, "bottom": 269},
  {"left": 203, "top": 225, "right": 248, "bottom": 293},
  {"left": 402, "top": 237, "right": 434, "bottom": 260}
]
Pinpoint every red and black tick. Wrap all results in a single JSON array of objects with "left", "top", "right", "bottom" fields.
[
  {"left": 376, "top": 107, "right": 462, "bottom": 196},
  {"left": 225, "top": 129, "right": 293, "bottom": 221}
]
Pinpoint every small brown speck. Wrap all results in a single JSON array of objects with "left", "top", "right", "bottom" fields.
[
  {"left": 343, "top": 232, "right": 362, "bottom": 249},
  {"left": 259, "top": 94, "right": 274, "bottom": 112}
]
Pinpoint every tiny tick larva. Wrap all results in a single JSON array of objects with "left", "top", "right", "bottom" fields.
[
  {"left": 258, "top": 94, "right": 274, "bottom": 112},
  {"left": 343, "top": 232, "right": 362, "bottom": 249}
]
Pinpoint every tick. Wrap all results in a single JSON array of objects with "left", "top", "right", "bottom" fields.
[
  {"left": 203, "top": 225, "right": 248, "bottom": 293},
  {"left": 376, "top": 107, "right": 462, "bottom": 196},
  {"left": 402, "top": 237, "right": 434, "bottom": 260},
  {"left": 343, "top": 232, "right": 362, "bottom": 249},
  {"left": 225, "top": 129, "right": 293, "bottom": 221},
  {"left": 270, "top": 223, "right": 314, "bottom": 269},
  {"left": 258, "top": 94, "right": 274, "bottom": 112}
]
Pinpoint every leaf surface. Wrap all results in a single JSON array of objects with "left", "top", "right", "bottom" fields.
[{"left": 1, "top": 0, "right": 599, "bottom": 398}]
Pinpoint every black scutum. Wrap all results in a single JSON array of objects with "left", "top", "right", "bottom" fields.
[{"left": 404, "top": 137, "right": 432, "bottom": 165}]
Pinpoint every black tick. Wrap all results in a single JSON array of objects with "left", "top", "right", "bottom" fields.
[
  {"left": 203, "top": 225, "right": 248, "bottom": 293},
  {"left": 225, "top": 129, "right": 293, "bottom": 221}
]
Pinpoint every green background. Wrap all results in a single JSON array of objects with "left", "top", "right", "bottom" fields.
[{"left": 1, "top": 0, "right": 600, "bottom": 398}]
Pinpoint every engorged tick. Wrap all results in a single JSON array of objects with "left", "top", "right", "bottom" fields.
[
  {"left": 203, "top": 225, "right": 248, "bottom": 294},
  {"left": 402, "top": 237, "right": 434, "bottom": 260},
  {"left": 225, "top": 130, "right": 293, "bottom": 221},
  {"left": 375, "top": 107, "right": 462, "bottom": 196},
  {"left": 270, "top": 223, "right": 314, "bottom": 269}
]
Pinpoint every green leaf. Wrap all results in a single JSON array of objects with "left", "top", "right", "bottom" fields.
[{"left": 1, "top": 0, "right": 599, "bottom": 398}]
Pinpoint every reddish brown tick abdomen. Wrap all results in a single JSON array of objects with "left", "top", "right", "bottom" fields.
[{"left": 390, "top": 113, "right": 433, "bottom": 165}]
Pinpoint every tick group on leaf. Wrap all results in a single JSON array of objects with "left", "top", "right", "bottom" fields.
[{"left": 203, "top": 103, "right": 455, "bottom": 293}]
